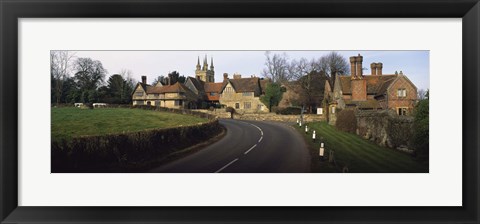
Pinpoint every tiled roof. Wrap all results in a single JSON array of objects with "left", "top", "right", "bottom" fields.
[
  {"left": 206, "top": 93, "right": 220, "bottom": 101},
  {"left": 188, "top": 77, "right": 205, "bottom": 92},
  {"left": 204, "top": 82, "right": 223, "bottom": 93},
  {"left": 260, "top": 79, "right": 269, "bottom": 94},
  {"left": 339, "top": 74, "right": 397, "bottom": 95},
  {"left": 145, "top": 82, "right": 198, "bottom": 99},
  {"left": 221, "top": 77, "right": 262, "bottom": 96}
]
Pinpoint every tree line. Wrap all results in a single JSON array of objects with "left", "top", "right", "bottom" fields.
[
  {"left": 260, "top": 51, "right": 350, "bottom": 113},
  {"left": 51, "top": 51, "right": 136, "bottom": 105}
]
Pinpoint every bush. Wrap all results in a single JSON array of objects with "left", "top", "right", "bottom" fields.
[
  {"left": 275, "top": 106, "right": 302, "bottom": 115},
  {"left": 412, "top": 98, "right": 429, "bottom": 161},
  {"left": 336, "top": 109, "right": 357, "bottom": 133}
]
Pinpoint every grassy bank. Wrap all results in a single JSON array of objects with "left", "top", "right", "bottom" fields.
[
  {"left": 51, "top": 107, "right": 208, "bottom": 141},
  {"left": 51, "top": 107, "right": 222, "bottom": 172},
  {"left": 294, "top": 122, "right": 428, "bottom": 173}
]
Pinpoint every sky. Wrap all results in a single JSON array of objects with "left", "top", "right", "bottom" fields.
[{"left": 72, "top": 51, "right": 430, "bottom": 91}]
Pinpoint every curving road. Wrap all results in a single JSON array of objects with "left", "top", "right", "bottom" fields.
[{"left": 150, "top": 119, "right": 310, "bottom": 173}]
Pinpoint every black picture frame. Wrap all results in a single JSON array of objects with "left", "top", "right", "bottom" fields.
[{"left": 1, "top": 0, "right": 479, "bottom": 223}]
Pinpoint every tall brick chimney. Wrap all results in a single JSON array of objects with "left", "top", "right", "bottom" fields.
[
  {"left": 356, "top": 54, "right": 363, "bottom": 77},
  {"left": 223, "top": 73, "right": 229, "bottom": 81},
  {"left": 370, "top": 63, "right": 377, "bottom": 75},
  {"left": 376, "top": 63, "right": 383, "bottom": 75},
  {"left": 141, "top": 76, "right": 147, "bottom": 85},
  {"left": 233, "top": 73, "right": 242, "bottom": 79},
  {"left": 350, "top": 56, "right": 356, "bottom": 78}
]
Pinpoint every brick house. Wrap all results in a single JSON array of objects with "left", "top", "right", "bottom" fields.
[{"left": 325, "top": 54, "right": 418, "bottom": 124}]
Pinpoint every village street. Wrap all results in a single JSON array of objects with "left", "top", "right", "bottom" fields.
[{"left": 150, "top": 119, "right": 310, "bottom": 173}]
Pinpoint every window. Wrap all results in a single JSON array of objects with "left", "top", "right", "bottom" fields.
[
  {"left": 135, "top": 91, "right": 144, "bottom": 97},
  {"left": 242, "top": 92, "right": 252, "bottom": 97},
  {"left": 154, "top": 94, "right": 159, "bottom": 97},
  {"left": 397, "top": 88, "right": 406, "bottom": 97},
  {"left": 244, "top": 102, "right": 251, "bottom": 109},
  {"left": 175, "top": 100, "right": 183, "bottom": 106},
  {"left": 210, "top": 92, "right": 216, "bottom": 96},
  {"left": 398, "top": 107, "right": 408, "bottom": 116},
  {"left": 235, "top": 103, "right": 240, "bottom": 109},
  {"left": 136, "top": 100, "right": 144, "bottom": 105},
  {"left": 225, "top": 87, "right": 233, "bottom": 93}
]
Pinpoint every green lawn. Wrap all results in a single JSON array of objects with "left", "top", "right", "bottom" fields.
[
  {"left": 295, "top": 122, "right": 428, "bottom": 173},
  {"left": 51, "top": 107, "right": 208, "bottom": 141}
]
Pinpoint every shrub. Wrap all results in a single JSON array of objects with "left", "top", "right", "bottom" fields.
[
  {"left": 275, "top": 107, "right": 302, "bottom": 115},
  {"left": 336, "top": 109, "right": 357, "bottom": 133},
  {"left": 412, "top": 98, "right": 429, "bottom": 161}
]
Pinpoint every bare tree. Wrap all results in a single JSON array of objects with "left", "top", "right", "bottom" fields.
[
  {"left": 261, "top": 51, "right": 291, "bottom": 83},
  {"left": 316, "top": 51, "right": 350, "bottom": 81},
  {"left": 116, "top": 69, "right": 136, "bottom": 102},
  {"left": 50, "top": 51, "right": 76, "bottom": 105},
  {"left": 417, "top": 89, "right": 427, "bottom": 100}
]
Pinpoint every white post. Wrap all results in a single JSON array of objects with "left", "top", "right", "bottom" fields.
[
  {"left": 305, "top": 125, "right": 308, "bottom": 134},
  {"left": 312, "top": 130, "right": 316, "bottom": 142},
  {"left": 319, "top": 142, "right": 324, "bottom": 157},
  {"left": 296, "top": 118, "right": 299, "bottom": 124},
  {"left": 299, "top": 121, "right": 302, "bottom": 127}
]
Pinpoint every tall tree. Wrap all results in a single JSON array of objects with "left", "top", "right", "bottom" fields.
[
  {"left": 50, "top": 51, "right": 75, "bottom": 105},
  {"left": 103, "top": 73, "right": 135, "bottom": 104},
  {"left": 152, "top": 75, "right": 167, "bottom": 86},
  {"left": 413, "top": 89, "right": 429, "bottom": 161},
  {"left": 316, "top": 51, "right": 350, "bottom": 82},
  {"left": 289, "top": 58, "right": 327, "bottom": 113},
  {"left": 118, "top": 69, "right": 136, "bottom": 103},
  {"left": 73, "top": 57, "right": 107, "bottom": 103},
  {"left": 168, "top": 71, "right": 180, "bottom": 85},
  {"left": 260, "top": 82, "right": 283, "bottom": 112},
  {"left": 261, "top": 51, "right": 291, "bottom": 83}
]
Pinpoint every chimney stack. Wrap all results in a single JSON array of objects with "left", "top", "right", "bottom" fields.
[
  {"left": 141, "top": 76, "right": 147, "bottom": 85},
  {"left": 223, "top": 73, "right": 229, "bottom": 81},
  {"left": 349, "top": 56, "right": 356, "bottom": 78},
  {"left": 376, "top": 63, "right": 383, "bottom": 75},
  {"left": 355, "top": 54, "right": 363, "bottom": 77},
  {"left": 370, "top": 63, "right": 377, "bottom": 75},
  {"left": 233, "top": 73, "right": 242, "bottom": 79}
]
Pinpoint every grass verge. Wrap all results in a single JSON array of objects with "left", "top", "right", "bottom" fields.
[
  {"left": 51, "top": 107, "right": 208, "bottom": 141},
  {"left": 294, "top": 121, "right": 428, "bottom": 173}
]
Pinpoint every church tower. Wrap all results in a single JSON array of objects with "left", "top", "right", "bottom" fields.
[{"left": 195, "top": 55, "right": 215, "bottom": 82}]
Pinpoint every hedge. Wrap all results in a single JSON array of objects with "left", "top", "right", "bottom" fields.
[{"left": 51, "top": 119, "right": 222, "bottom": 172}]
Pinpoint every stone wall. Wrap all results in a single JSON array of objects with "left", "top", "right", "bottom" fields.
[
  {"left": 193, "top": 109, "right": 325, "bottom": 123},
  {"left": 355, "top": 110, "right": 414, "bottom": 151}
]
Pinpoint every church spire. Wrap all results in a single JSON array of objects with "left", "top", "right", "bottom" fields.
[
  {"left": 203, "top": 55, "right": 208, "bottom": 71},
  {"left": 196, "top": 56, "right": 201, "bottom": 70},
  {"left": 210, "top": 57, "right": 214, "bottom": 70}
]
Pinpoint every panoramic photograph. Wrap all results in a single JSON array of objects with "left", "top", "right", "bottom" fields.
[{"left": 50, "top": 50, "right": 429, "bottom": 173}]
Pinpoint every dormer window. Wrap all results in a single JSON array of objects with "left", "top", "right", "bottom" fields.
[{"left": 397, "top": 88, "right": 406, "bottom": 97}]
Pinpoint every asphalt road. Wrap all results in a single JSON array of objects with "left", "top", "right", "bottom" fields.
[{"left": 150, "top": 119, "right": 310, "bottom": 173}]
